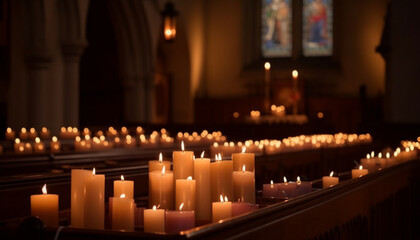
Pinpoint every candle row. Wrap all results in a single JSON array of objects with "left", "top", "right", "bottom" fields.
[
  {"left": 5, "top": 127, "right": 51, "bottom": 140},
  {"left": 13, "top": 137, "right": 61, "bottom": 154}
]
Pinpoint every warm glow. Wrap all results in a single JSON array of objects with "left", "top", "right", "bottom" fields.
[
  {"left": 187, "top": 176, "right": 192, "bottom": 180},
  {"left": 283, "top": 176, "right": 287, "bottom": 183},
  {"left": 42, "top": 184, "right": 47, "bottom": 194},
  {"left": 179, "top": 203, "right": 184, "bottom": 211},
  {"left": 165, "top": 29, "right": 173, "bottom": 38},
  {"left": 359, "top": 165, "right": 363, "bottom": 170},
  {"left": 92, "top": 168, "right": 96, "bottom": 176},
  {"left": 41, "top": 127, "right": 47, "bottom": 133},
  {"left": 329, "top": 171, "right": 334, "bottom": 177},
  {"left": 21, "top": 128, "right": 26, "bottom": 133},
  {"left": 30, "top": 128, "right": 35, "bottom": 133},
  {"left": 181, "top": 141, "right": 185, "bottom": 151},
  {"left": 121, "top": 175, "right": 124, "bottom": 181},
  {"left": 162, "top": 166, "right": 166, "bottom": 174},
  {"left": 35, "top": 137, "right": 40, "bottom": 143},
  {"left": 270, "top": 180, "right": 274, "bottom": 185},
  {"left": 242, "top": 146, "right": 246, "bottom": 153},
  {"left": 201, "top": 151, "right": 205, "bottom": 159},
  {"left": 292, "top": 70, "right": 298, "bottom": 79},
  {"left": 242, "top": 165, "right": 246, "bottom": 172},
  {"left": 366, "top": 154, "right": 370, "bottom": 159},
  {"left": 220, "top": 195, "right": 224, "bottom": 203},
  {"left": 15, "top": 138, "right": 20, "bottom": 144},
  {"left": 264, "top": 62, "right": 271, "bottom": 70},
  {"left": 317, "top": 112, "right": 324, "bottom": 119},
  {"left": 159, "top": 153, "right": 163, "bottom": 162},
  {"left": 52, "top": 136, "right": 57, "bottom": 142},
  {"left": 225, "top": 196, "right": 228, "bottom": 202},
  {"left": 120, "top": 193, "right": 126, "bottom": 198},
  {"left": 378, "top": 152, "right": 382, "bottom": 158},
  {"left": 233, "top": 112, "right": 239, "bottom": 118},
  {"left": 297, "top": 176, "right": 301, "bottom": 184},
  {"left": 371, "top": 151, "right": 375, "bottom": 158},
  {"left": 153, "top": 205, "right": 157, "bottom": 210},
  {"left": 386, "top": 152, "right": 390, "bottom": 159}
]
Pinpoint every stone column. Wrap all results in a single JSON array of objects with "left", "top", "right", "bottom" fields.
[
  {"left": 61, "top": 40, "right": 88, "bottom": 127},
  {"left": 25, "top": 52, "right": 52, "bottom": 129}
]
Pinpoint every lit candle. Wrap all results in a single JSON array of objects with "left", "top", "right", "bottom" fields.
[
  {"left": 376, "top": 152, "right": 387, "bottom": 169},
  {"left": 144, "top": 205, "right": 165, "bottom": 233},
  {"left": 296, "top": 176, "right": 312, "bottom": 195},
  {"left": 361, "top": 153, "right": 376, "bottom": 172},
  {"left": 292, "top": 70, "right": 298, "bottom": 115},
  {"left": 31, "top": 184, "right": 58, "bottom": 226},
  {"left": 176, "top": 176, "right": 196, "bottom": 211},
  {"left": 232, "top": 165, "right": 255, "bottom": 204},
  {"left": 165, "top": 203, "right": 195, "bottom": 234},
  {"left": 262, "top": 180, "right": 278, "bottom": 197},
  {"left": 264, "top": 62, "right": 271, "bottom": 114},
  {"left": 322, "top": 171, "right": 339, "bottom": 188},
  {"left": 50, "top": 136, "right": 61, "bottom": 153},
  {"left": 34, "top": 137, "right": 45, "bottom": 153},
  {"left": 28, "top": 127, "right": 37, "bottom": 140},
  {"left": 232, "top": 147, "right": 255, "bottom": 172},
  {"left": 277, "top": 176, "right": 297, "bottom": 198},
  {"left": 14, "top": 138, "right": 24, "bottom": 153},
  {"left": 351, "top": 165, "right": 368, "bottom": 179},
  {"left": 210, "top": 154, "right": 234, "bottom": 203},
  {"left": 173, "top": 141, "right": 194, "bottom": 180},
  {"left": 114, "top": 175, "right": 134, "bottom": 199},
  {"left": 149, "top": 166, "right": 174, "bottom": 209},
  {"left": 40, "top": 127, "right": 50, "bottom": 139},
  {"left": 24, "top": 143, "right": 33, "bottom": 154},
  {"left": 19, "top": 127, "right": 28, "bottom": 140},
  {"left": 194, "top": 151, "right": 211, "bottom": 221},
  {"left": 5, "top": 127, "right": 15, "bottom": 140},
  {"left": 212, "top": 195, "right": 232, "bottom": 222},
  {"left": 149, "top": 153, "right": 171, "bottom": 172},
  {"left": 112, "top": 194, "right": 135, "bottom": 231},
  {"left": 71, "top": 169, "right": 90, "bottom": 228},
  {"left": 84, "top": 168, "right": 105, "bottom": 230}
]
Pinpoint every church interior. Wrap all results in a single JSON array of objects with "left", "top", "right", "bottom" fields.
[{"left": 0, "top": 0, "right": 420, "bottom": 239}]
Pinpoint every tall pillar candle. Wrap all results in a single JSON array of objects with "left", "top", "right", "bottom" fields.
[
  {"left": 31, "top": 184, "right": 59, "bottom": 226},
  {"left": 210, "top": 155, "right": 234, "bottom": 203},
  {"left": 264, "top": 62, "right": 271, "bottom": 114},
  {"left": 176, "top": 177, "right": 196, "bottom": 211},
  {"left": 292, "top": 70, "right": 298, "bottom": 115},
  {"left": 232, "top": 147, "right": 255, "bottom": 172},
  {"left": 194, "top": 153, "right": 211, "bottom": 221},
  {"left": 232, "top": 165, "right": 255, "bottom": 203},
  {"left": 144, "top": 206, "right": 165, "bottom": 233},
  {"left": 71, "top": 169, "right": 90, "bottom": 228},
  {"left": 84, "top": 168, "right": 105, "bottom": 230},
  {"left": 173, "top": 141, "right": 194, "bottom": 180},
  {"left": 149, "top": 166, "right": 174, "bottom": 209},
  {"left": 112, "top": 194, "right": 135, "bottom": 231},
  {"left": 114, "top": 175, "right": 134, "bottom": 199},
  {"left": 212, "top": 195, "right": 232, "bottom": 222}
]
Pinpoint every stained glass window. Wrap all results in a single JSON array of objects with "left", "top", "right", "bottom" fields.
[
  {"left": 303, "top": 0, "right": 333, "bottom": 56},
  {"left": 261, "top": 0, "right": 292, "bottom": 57}
]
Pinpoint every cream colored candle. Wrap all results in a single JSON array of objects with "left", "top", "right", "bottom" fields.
[
  {"left": 322, "top": 171, "right": 339, "bottom": 188},
  {"left": 232, "top": 165, "right": 255, "bottom": 204},
  {"left": 19, "top": 128, "right": 28, "bottom": 140},
  {"left": 114, "top": 175, "right": 134, "bottom": 199},
  {"left": 71, "top": 169, "right": 90, "bottom": 228},
  {"left": 84, "top": 168, "right": 105, "bottom": 230},
  {"left": 194, "top": 152, "right": 211, "bottom": 221},
  {"left": 212, "top": 195, "right": 232, "bottom": 222},
  {"left": 210, "top": 154, "right": 234, "bottom": 202},
  {"left": 50, "top": 136, "right": 61, "bottom": 153},
  {"left": 40, "top": 127, "right": 51, "bottom": 139},
  {"left": 176, "top": 176, "right": 196, "bottom": 211},
  {"left": 149, "top": 166, "right": 174, "bottom": 209},
  {"left": 173, "top": 141, "right": 194, "bottom": 180},
  {"left": 112, "top": 194, "right": 135, "bottom": 231},
  {"left": 144, "top": 206, "right": 165, "bottom": 233},
  {"left": 352, "top": 165, "right": 368, "bottom": 178},
  {"left": 34, "top": 137, "right": 45, "bottom": 153},
  {"left": 149, "top": 153, "right": 171, "bottom": 172},
  {"left": 31, "top": 184, "right": 59, "bottom": 226},
  {"left": 232, "top": 147, "right": 255, "bottom": 172},
  {"left": 28, "top": 128, "right": 37, "bottom": 140},
  {"left": 5, "top": 127, "right": 15, "bottom": 140}
]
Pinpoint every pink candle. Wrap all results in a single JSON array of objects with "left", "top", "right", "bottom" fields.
[
  {"left": 231, "top": 202, "right": 255, "bottom": 217},
  {"left": 296, "top": 176, "right": 312, "bottom": 195},
  {"left": 262, "top": 180, "right": 279, "bottom": 197},
  {"left": 277, "top": 177, "right": 297, "bottom": 198},
  {"left": 165, "top": 203, "right": 195, "bottom": 234}
]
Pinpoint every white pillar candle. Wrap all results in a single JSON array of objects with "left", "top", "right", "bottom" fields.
[
  {"left": 31, "top": 184, "right": 59, "bottom": 226},
  {"left": 232, "top": 165, "right": 255, "bottom": 203},
  {"left": 232, "top": 147, "right": 255, "bottom": 172},
  {"left": 173, "top": 141, "right": 194, "bottom": 180},
  {"left": 84, "top": 168, "right": 105, "bottom": 230},
  {"left": 212, "top": 195, "right": 232, "bottom": 222},
  {"left": 71, "top": 169, "right": 90, "bottom": 228},
  {"left": 114, "top": 175, "right": 134, "bottom": 199},
  {"left": 112, "top": 194, "right": 135, "bottom": 231},
  {"left": 322, "top": 171, "right": 339, "bottom": 188},
  {"left": 144, "top": 206, "right": 165, "bottom": 233},
  {"left": 149, "top": 166, "right": 174, "bottom": 209},
  {"left": 149, "top": 153, "right": 171, "bottom": 172},
  {"left": 210, "top": 154, "right": 234, "bottom": 203},
  {"left": 176, "top": 177, "right": 196, "bottom": 211},
  {"left": 194, "top": 152, "right": 211, "bottom": 221}
]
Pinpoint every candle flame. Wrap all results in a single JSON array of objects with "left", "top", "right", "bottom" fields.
[
  {"left": 35, "top": 137, "right": 40, "bottom": 143},
  {"left": 6, "top": 127, "right": 11, "bottom": 133},
  {"left": 179, "top": 203, "right": 184, "bottom": 211},
  {"left": 218, "top": 153, "right": 222, "bottom": 160},
  {"left": 378, "top": 152, "right": 382, "bottom": 158},
  {"left": 121, "top": 175, "right": 124, "bottom": 181},
  {"left": 42, "top": 184, "right": 47, "bottom": 194},
  {"left": 405, "top": 147, "right": 409, "bottom": 152},
  {"left": 162, "top": 166, "right": 166, "bottom": 174},
  {"left": 366, "top": 154, "right": 370, "bottom": 159},
  {"left": 21, "top": 128, "right": 26, "bottom": 133},
  {"left": 201, "top": 151, "right": 205, "bottom": 159},
  {"left": 242, "top": 165, "right": 246, "bottom": 172},
  {"left": 120, "top": 193, "right": 125, "bottom": 198},
  {"left": 270, "top": 180, "right": 274, "bottom": 184},
  {"left": 152, "top": 205, "right": 157, "bottom": 210},
  {"left": 225, "top": 196, "right": 228, "bottom": 202},
  {"left": 297, "top": 176, "right": 301, "bottom": 184},
  {"left": 92, "top": 168, "right": 96, "bottom": 176},
  {"left": 329, "top": 171, "right": 334, "bottom": 177},
  {"left": 52, "top": 136, "right": 57, "bottom": 142},
  {"left": 181, "top": 141, "right": 185, "bottom": 151},
  {"left": 371, "top": 151, "right": 375, "bottom": 158},
  {"left": 386, "top": 152, "right": 390, "bottom": 159},
  {"left": 283, "top": 176, "right": 287, "bottom": 183},
  {"left": 292, "top": 70, "right": 298, "bottom": 78},
  {"left": 30, "top": 128, "right": 35, "bottom": 133},
  {"left": 394, "top": 151, "right": 398, "bottom": 157},
  {"left": 220, "top": 195, "right": 224, "bottom": 203},
  {"left": 264, "top": 62, "right": 271, "bottom": 70},
  {"left": 187, "top": 176, "right": 192, "bottom": 180},
  {"left": 15, "top": 138, "right": 20, "bottom": 144},
  {"left": 359, "top": 165, "right": 363, "bottom": 170},
  {"left": 159, "top": 153, "right": 163, "bottom": 162}
]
